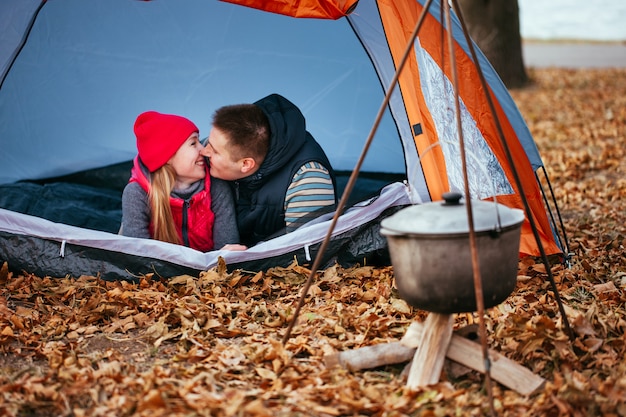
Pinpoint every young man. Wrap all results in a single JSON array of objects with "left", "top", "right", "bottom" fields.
[{"left": 202, "top": 93, "right": 337, "bottom": 247}]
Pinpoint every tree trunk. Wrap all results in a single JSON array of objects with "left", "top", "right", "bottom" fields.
[{"left": 454, "top": 0, "right": 528, "bottom": 88}]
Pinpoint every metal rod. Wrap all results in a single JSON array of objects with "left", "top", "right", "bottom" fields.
[
  {"left": 281, "top": 0, "right": 436, "bottom": 345},
  {"left": 442, "top": 2, "right": 495, "bottom": 415}
]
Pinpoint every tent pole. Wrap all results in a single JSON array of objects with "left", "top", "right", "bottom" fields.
[
  {"left": 450, "top": 0, "right": 574, "bottom": 341},
  {"left": 281, "top": 0, "right": 436, "bottom": 346},
  {"left": 535, "top": 167, "right": 573, "bottom": 263}
]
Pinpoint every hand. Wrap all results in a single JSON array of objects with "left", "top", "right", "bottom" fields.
[{"left": 220, "top": 244, "right": 247, "bottom": 251}]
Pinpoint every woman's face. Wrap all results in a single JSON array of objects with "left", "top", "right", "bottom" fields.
[{"left": 168, "top": 132, "right": 206, "bottom": 188}]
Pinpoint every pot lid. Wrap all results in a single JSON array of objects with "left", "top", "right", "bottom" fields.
[{"left": 381, "top": 192, "right": 525, "bottom": 235}]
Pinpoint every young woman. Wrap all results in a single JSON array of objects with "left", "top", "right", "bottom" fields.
[{"left": 120, "top": 111, "right": 246, "bottom": 251}]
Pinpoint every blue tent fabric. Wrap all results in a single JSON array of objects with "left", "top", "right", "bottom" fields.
[
  {"left": 0, "top": 0, "right": 412, "bottom": 279},
  {"left": 0, "top": 0, "right": 404, "bottom": 186},
  {"left": 0, "top": 182, "right": 122, "bottom": 234}
]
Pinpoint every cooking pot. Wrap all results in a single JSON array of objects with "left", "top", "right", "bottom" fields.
[{"left": 380, "top": 192, "right": 525, "bottom": 314}]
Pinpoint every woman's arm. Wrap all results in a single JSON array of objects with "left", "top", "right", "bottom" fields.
[{"left": 120, "top": 182, "right": 151, "bottom": 239}]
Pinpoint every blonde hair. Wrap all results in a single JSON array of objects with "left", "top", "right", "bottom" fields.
[{"left": 148, "top": 164, "right": 182, "bottom": 245}]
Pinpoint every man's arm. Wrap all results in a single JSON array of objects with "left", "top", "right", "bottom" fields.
[{"left": 284, "top": 162, "right": 336, "bottom": 232}]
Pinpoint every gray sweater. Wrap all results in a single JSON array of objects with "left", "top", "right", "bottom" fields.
[{"left": 120, "top": 177, "right": 240, "bottom": 250}]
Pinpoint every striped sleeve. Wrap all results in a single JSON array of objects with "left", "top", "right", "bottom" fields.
[{"left": 284, "top": 162, "right": 336, "bottom": 232}]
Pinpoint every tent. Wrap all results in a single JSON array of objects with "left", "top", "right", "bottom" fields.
[{"left": 0, "top": 0, "right": 565, "bottom": 281}]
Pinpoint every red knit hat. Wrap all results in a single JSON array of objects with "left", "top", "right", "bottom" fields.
[{"left": 134, "top": 111, "right": 199, "bottom": 172}]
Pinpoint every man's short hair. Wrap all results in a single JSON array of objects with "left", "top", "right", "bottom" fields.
[{"left": 212, "top": 104, "right": 270, "bottom": 162}]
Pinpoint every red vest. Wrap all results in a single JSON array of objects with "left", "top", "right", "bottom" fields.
[{"left": 130, "top": 156, "right": 215, "bottom": 251}]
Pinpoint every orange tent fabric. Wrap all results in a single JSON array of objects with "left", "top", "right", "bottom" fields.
[
  {"left": 221, "top": 0, "right": 358, "bottom": 19},
  {"left": 223, "top": 0, "right": 562, "bottom": 258}
]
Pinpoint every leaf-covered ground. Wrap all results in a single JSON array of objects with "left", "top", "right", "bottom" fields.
[{"left": 1, "top": 68, "right": 625, "bottom": 416}]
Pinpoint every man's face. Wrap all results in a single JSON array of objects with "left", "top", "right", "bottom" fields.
[{"left": 201, "top": 127, "right": 247, "bottom": 181}]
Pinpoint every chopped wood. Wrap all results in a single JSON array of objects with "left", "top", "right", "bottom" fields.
[
  {"left": 324, "top": 318, "right": 546, "bottom": 396},
  {"left": 323, "top": 341, "right": 415, "bottom": 371},
  {"left": 402, "top": 321, "right": 546, "bottom": 395},
  {"left": 406, "top": 313, "right": 454, "bottom": 389}
]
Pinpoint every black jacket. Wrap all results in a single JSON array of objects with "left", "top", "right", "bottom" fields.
[{"left": 234, "top": 93, "right": 336, "bottom": 246}]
